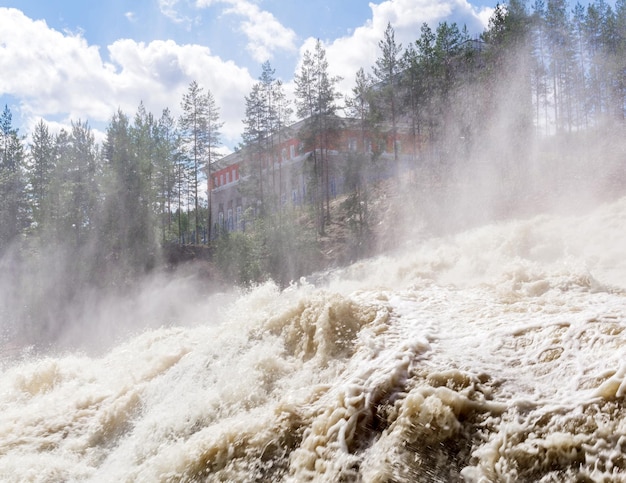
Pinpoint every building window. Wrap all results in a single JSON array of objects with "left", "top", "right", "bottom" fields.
[
  {"left": 365, "top": 140, "right": 372, "bottom": 153},
  {"left": 348, "top": 138, "right": 357, "bottom": 151},
  {"left": 226, "top": 171, "right": 230, "bottom": 183},
  {"left": 213, "top": 176, "right": 218, "bottom": 188},
  {"left": 227, "top": 208, "right": 233, "bottom": 231},
  {"left": 281, "top": 148, "right": 287, "bottom": 161},
  {"left": 292, "top": 189, "right": 298, "bottom": 205},
  {"left": 236, "top": 205, "right": 242, "bottom": 230},
  {"left": 220, "top": 174, "right": 224, "bottom": 185},
  {"left": 290, "top": 144, "right": 295, "bottom": 158},
  {"left": 218, "top": 211, "right": 224, "bottom": 229}
]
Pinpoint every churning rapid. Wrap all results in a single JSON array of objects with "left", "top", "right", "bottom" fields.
[{"left": 1, "top": 197, "right": 626, "bottom": 482}]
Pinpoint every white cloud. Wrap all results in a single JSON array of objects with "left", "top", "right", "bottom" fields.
[
  {"left": 107, "top": 39, "right": 254, "bottom": 142},
  {"left": 1, "top": 1, "right": 496, "bottom": 150},
  {"left": 196, "top": 0, "right": 297, "bottom": 62},
  {"left": 158, "top": 0, "right": 197, "bottom": 29},
  {"left": 0, "top": 8, "right": 115, "bottom": 121},
  {"left": 369, "top": 0, "right": 492, "bottom": 32},
  {"left": 0, "top": 7, "right": 254, "bottom": 148},
  {"left": 125, "top": 11, "right": 137, "bottom": 23},
  {"left": 296, "top": 0, "right": 494, "bottom": 102}
]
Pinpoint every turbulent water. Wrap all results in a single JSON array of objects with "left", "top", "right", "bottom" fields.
[{"left": 1, "top": 197, "right": 626, "bottom": 482}]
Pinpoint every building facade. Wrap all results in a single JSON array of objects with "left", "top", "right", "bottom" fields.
[{"left": 208, "top": 117, "right": 419, "bottom": 237}]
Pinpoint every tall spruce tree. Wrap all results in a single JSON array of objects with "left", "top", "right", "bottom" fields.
[
  {"left": 344, "top": 67, "right": 377, "bottom": 254},
  {"left": 241, "top": 62, "right": 291, "bottom": 219},
  {"left": 100, "top": 109, "right": 157, "bottom": 280},
  {"left": 0, "top": 105, "right": 27, "bottom": 252},
  {"left": 545, "top": 0, "right": 573, "bottom": 131},
  {"left": 180, "top": 81, "right": 208, "bottom": 244},
  {"left": 242, "top": 81, "right": 269, "bottom": 215},
  {"left": 155, "top": 108, "right": 179, "bottom": 242},
  {"left": 67, "top": 120, "right": 99, "bottom": 247},
  {"left": 532, "top": 0, "right": 552, "bottom": 133},
  {"left": 373, "top": 22, "right": 403, "bottom": 163},
  {"left": 28, "top": 119, "right": 56, "bottom": 233},
  {"left": 205, "top": 89, "right": 222, "bottom": 242},
  {"left": 294, "top": 39, "right": 342, "bottom": 234},
  {"left": 180, "top": 81, "right": 222, "bottom": 243}
]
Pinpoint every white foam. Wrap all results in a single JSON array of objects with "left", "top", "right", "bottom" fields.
[{"left": 1, "top": 197, "right": 626, "bottom": 481}]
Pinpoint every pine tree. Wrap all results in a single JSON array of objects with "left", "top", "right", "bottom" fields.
[
  {"left": 294, "top": 39, "right": 342, "bottom": 234},
  {"left": 205, "top": 89, "right": 223, "bottom": 242},
  {"left": 241, "top": 62, "right": 292, "bottom": 220},
  {"left": 0, "top": 105, "right": 27, "bottom": 251},
  {"left": 545, "top": 0, "right": 572, "bottom": 131},
  {"left": 180, "top": 81, "right": 222, "bottom": 243},
  {"left": 241, "top": 82, "right": 269, "bottom": 215},
  {"left": 415, "top": 23, "right": 439, "bottom": 165},
  {"left": 180, "top": 81, "right": 208, "bottom": 244},
  {"left": 100, "top": 109, "right": 157, "bottom": 279},
  {"left": 616, "top": 0, "right": 626, "bottom": 120},
  {"left": 155, "top": 108, "right": 179, "bottom": 242},
  {"left": 572, "top": 2, "right": 590, "bottom": 128},
  {"left": 45, "top": 120, "right": 102, "bottom": 287},
  {"left": 344, "top": 67, "right": 377, "bottom": 255},
  {"left": 401, "top": 44, "right": 424, "bottom": 163},
  {"left": 531, "top": 0, "right": 551, "bottom": 133},
  {"left": 271, "top": 78, "right": 293, "bottom": 218},
  {"left": 68, "top": 119, "right": 99, "bottom": 246},
  {"left": 373, "top": 22, "right": 403, "bottom": 163},
  {"left": 28, "top": 119, "right": 56, "bottom": 232}
]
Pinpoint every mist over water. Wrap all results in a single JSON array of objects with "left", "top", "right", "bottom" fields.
[
  {"left": 1, "top": 183, "right": 625, "bottom": 481},
  {"left": 2, "top": 14, "right": 626, "bottom": 482},
  {"left": 2, "top": 87, "right": 626, "bottom": 482}
]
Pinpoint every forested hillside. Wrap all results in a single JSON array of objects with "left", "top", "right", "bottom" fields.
[{"left": 1, "top": 0, "right": 625, "bottom": 344}]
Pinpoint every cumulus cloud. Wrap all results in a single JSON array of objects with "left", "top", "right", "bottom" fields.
[
  {"left": 196, "top": 0, "right": 297, "bottom": 62},
  {"left": 0, "top": 0, "right": 495, "bottom": 149},
  {"left": 0, "top": 9, "right": 115, "bottom": 120},
  {"left": 298, "top": 0, "right": 494, "bottom": 99},
  {"left": 107, "top": 39, "right": 253, "bottom": 141},
  {"left": 0, "top": 7, "right": 253, "bottom": 147}
]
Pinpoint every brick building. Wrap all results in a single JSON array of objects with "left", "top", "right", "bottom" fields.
[{"left": 207, "top": 116, "right": 418, "bottom": 237}]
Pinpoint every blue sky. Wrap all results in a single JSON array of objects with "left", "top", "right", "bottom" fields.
[{"left": 0, "top": 0, "right": 497, "bottom": 150}]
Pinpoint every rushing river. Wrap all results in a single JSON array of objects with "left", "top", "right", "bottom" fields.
[{"left": 1, "top": 196, "right": 626, "bottom": 482}]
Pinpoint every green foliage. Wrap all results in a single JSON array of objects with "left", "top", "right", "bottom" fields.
[
  {"left": 0, "top": 105, "right": 28, "bottom": 251},
  {"left": 340, "top": 152, "right": 373, "bottom": 259},
  {"left": 215, "top": 210, "right": 318, "bottom": 287},
  {"left": 294, "top": 40, "right": 343, "bottom": 234},
  {"left": 214, "top": 230, "right": 264, "bottom": 285},
  {"left": 3, "top": 5, "right": 626, "bottom": 296},
  {"left": 238, "top": 61, "right": 293, "bottom": 220},
  {"left": 262, "top": 211, "right": 319, "bottom": 287},
  {"left": 180, "top": 81, "right": 223, "bottom": 242},
  {"left": 98, "top": 109, "right": 159, "bottom": 282},
  {"left": 372, "top": 23, "right": 403, "bottom": 162},
  {"left": 154, "top": 108, "right": 180, "bottom": 243},
  {"left": 28, "top": 119, "right": 55, "bottom": 232}
]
